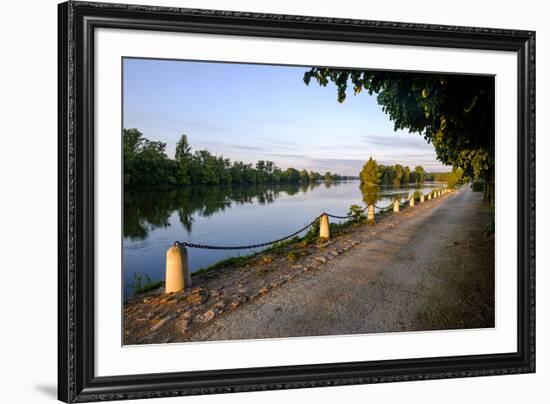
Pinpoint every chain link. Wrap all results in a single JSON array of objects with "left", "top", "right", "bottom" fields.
[
  {"left": 175, "top": 190, "right": 448, "bottom": 250},
  {"left": 324, "top": 213, "right": 353, "bottom": 219},
  {"left": 175, "top": 216, "right": 321, "bottom": 250},
  {"left": 374, "top": 202, "right": 394, "bottom": 210}
]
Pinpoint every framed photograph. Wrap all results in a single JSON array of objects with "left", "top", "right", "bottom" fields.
[{"left": 58, "top": 1, "right": 535, "bottom": 402}]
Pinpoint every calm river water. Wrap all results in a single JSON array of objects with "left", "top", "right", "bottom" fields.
[{"left": 123, "top": 181, "right": 443, "bottom": 298}]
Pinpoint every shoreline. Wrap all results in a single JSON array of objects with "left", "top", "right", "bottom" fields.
[
  {"left": 124, "top": 187, "right": 459, "bottom": 345},
  {"left": 123, "top": 180, "right": 445, "bottom": 302}
]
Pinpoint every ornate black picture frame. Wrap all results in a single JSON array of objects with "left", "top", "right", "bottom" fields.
[{"left": 58, "top": 1, "right": 535, "bottom": 402}]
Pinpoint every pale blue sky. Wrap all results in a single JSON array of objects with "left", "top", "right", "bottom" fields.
[{"left": 123, "top": 58, "right": 449, "bottom": 175}]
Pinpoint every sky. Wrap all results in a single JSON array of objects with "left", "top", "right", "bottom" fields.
[{"left": 123, "top": 58, "right": 450, "bottom": 176}]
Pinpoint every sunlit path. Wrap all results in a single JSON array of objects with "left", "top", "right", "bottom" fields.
[{"left": 187, "top": 186, "right": 494, "bottom": 341}]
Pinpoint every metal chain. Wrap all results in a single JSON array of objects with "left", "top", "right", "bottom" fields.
[
  {"left": 175, "top": 215, "right": 321, "bottom": 250},
  {"left": 374, "top": 202, "right": 394, "bottom": 210},
  {"left": 175, "top": 190, "right": 450, "bottom": 251},
  {"left": 324, "top": 213, "right": 353, "bottom": 219},
  {"left": 325, "top": 205, "right": 367, "bottom": 219}
]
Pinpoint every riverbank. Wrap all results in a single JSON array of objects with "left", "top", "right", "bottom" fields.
[
  {"left": 123, "top": 210, "right": 369, "bottom": 344},
  {"left": 123, "top": 181, "right": 444, "bottom": 298},
  {"left": 123, "top": 189, "right": 488, "bottom": 344}
]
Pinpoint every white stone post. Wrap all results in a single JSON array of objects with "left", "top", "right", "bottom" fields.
[
  {"left": 367, "top": 205, "right": 375, "bottom": 221},
  {"left": 319, "top": 214, "right": 330, "bottom": 239},
  {"left": 165, "top": 243, "right": 190, "bottom": 293}
]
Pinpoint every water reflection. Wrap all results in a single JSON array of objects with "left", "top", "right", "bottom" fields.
[
  {"left": 124, "top": 181, "right": 331, "bottom": 240},
  {"left": 360, "top": 184, "right": 380, "bottom": 206},
  {"left": 124, "top": 181, "right": 438, "bottom": 241},
  {"left": 123, "top": 181, "right": 442, "bottom": 298}
]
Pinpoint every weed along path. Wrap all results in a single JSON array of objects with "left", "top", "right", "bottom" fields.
[{"left": 123, "top": 186, "right": 494, "bottom": 344}]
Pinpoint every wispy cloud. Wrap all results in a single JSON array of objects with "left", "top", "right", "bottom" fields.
[
  {"left": 125, "top": 111, "right": 226, "bottom": 135},
  {"left": 201, "top": 141, "right": 269, "bottom": 152},
  {"left": 362, "top": 133, "right": 432, "bottom": 150},
  {"left": 123, "top": 59, "right": 452, "bottom": 175}
]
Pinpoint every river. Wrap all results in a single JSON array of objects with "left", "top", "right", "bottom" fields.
[{"left": 123, "top": 181, "right": 444, "bottom": 298}]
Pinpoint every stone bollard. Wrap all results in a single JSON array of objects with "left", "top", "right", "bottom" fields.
[
  {"left": 409, "top": 196, "right": 415, "bottom": 207},
  {"left": 420, "top": 194, "right": 425, "bottom": 203},
  {"left": 165, "top": 243, "right": 191, "bottom": 293},
  {"left": 428, "top": 192, "right": 432, "bottom": 200},
  {"left": 319, "top": 214, "right": 330, "bottom": 239},
  {"left": 393, "top": 199, "right": 400, "bottom": 213},
  {"left": 367, "top": 205, "right": 375, "bottom": 222}
]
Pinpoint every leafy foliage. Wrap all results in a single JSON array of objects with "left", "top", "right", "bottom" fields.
[
  {"left": 303, "top": 68, "right": 494, "bottom": 200},
  {"left": 123, "top": 128, "right": 176, "bottom": 187},
  {"left": 445, "top": 166, "right": 464, "bottom": 188},
  {"left": 359, "top": 157, "right": 427, "bottom": 187},
  {"left": 471, "top": 180, "right": 484, "bottom": 192},
  {"left": 348, "top": 204, "right": 367, "bottom": 223},
  {"left": 127, "top": 273, "right": 164, "bottom": 295},
  {"left": 360, "top": 157, "right": 381, "bottom": 185}
]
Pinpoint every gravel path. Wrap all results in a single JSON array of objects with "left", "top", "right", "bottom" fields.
[{"left": 188, "top": 186, "right": 495, "bottom": 341}]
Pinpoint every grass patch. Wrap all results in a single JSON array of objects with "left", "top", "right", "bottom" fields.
[
  {"left": 192, "top": 236, "right": 309, "bottom": 279},
  {"left": 190, "top": 205, "right": 373, "bottom": 278},
  {"left": 192, "top": 253, "right": 257, "bottom": 278},
  {"left": 128, "top": 273, "right": 164, "bottom": 295}
]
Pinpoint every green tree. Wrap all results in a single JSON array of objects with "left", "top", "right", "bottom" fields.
[
  {"left": 299, "top": 169, "right": 310, "bottom": 183},
  {"left": 309, "top": 171, "right": 321, "bottom": 182},
  {"left": 123, "top": 128, "right": 144, "bottom": 186},
  {"left": 256, "top": 160, "right": 267, "bottom": 183},
  {"left": 123, "top": 130, "right": 347, "bottom": 188},
  {"left": 303, "top": 68, "right": 494, "bottom": 201},
  {"left": 402, "top": 166, "right": 411, "bottom": 185},
  {"left": 175, "top": 134, "right": 192, "bottom": 185},
  {"left": 123, "top": 128, "right": 173, "bottom": 186},
  {"left": 379, "top": 165, "right": 395, "bottom": 185},
  {"left": 393, "top": 164, "right": 404, "bottom": 187},
  {"left": 284, "top": 167, "right": 300, "bottom": 183},
  {"left": 446, "top": 166, "right": 464, "bottom": 188},
  {"left": 414, "top": 165, "right": 425, "bottom": 184},
  {"left": 360, "top": 157, "right": 381, "bottom": 185}
]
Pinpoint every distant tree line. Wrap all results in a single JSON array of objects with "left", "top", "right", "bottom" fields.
[
  {"left": 424, "top": 168, "right": 464, "bottom": 188},
  {"left": 123, "top": 129, "right": 355, "bottom": 187},
  {"left": 359, "top": 157, "right": 464, "bottom": 188},
  {"left": 359, "top": 157, "right": 426, "bottom": 186}
]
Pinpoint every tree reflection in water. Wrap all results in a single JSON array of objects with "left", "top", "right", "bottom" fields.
[
  {"left": 123, "top": 181, "right": 331, "bottom": 240},
  {"left": 123, "top": 180, "right": 433, "bottom": 241}
]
